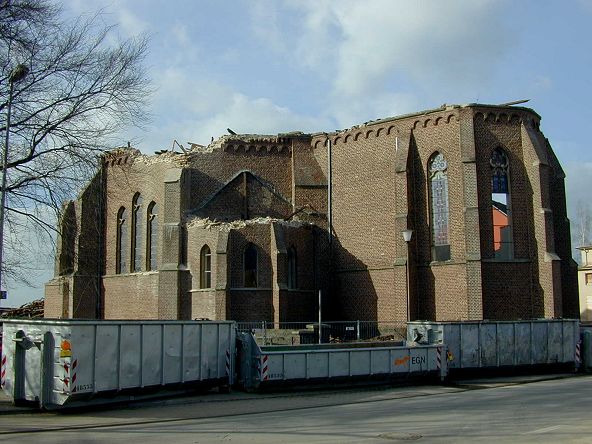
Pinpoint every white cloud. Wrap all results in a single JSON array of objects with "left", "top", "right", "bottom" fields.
[
  {"left": 254, "top": 0, "right": 509, "bottom": 99},
  {"left": 196, "top": 93, "right": 329, "bottom": 139},
  {"left": 330, "top": 92, "right": 421, "bottom": 129},
  {"left": 116, "top": 7, "right": 149, "bottom": 37},
  {"left": 171, "top": 22, "right": 191, "bottom": 48},
  {"left": 153, "top": 67, "right": 232, "bottom": 116},
  {"left": 123, "top": 66, "right": 331, "bottom": 153},
  {"left": 249, "top": 0, "right": 290, "bottom": 53}
]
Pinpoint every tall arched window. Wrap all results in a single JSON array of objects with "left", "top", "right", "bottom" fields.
[
  {"left": 116, "top": 207, "right": 127, "bottom": 274},
  {"left": 287, "top": 247, "right": 297, "bottom": 289},
  {"left": 131, "top": 193, "right": 143, "bottom": 272},
  {"left": 491, "top": 147, "right": 513, "bottom": 259},
  {"left": 200, "top": 245, "right": 212, "bottom": 289},
  {"left": 179, "top": 226, "right": 187, "bottom": 266},
  {"left": 429, "top": 152, "right": 451, "bottom": 261},
  {"left": 244, "top": 243, "right": 257, "bottom": 288},
  {"left": 146, "top": 202, "right": 158, "bottom": 271}
]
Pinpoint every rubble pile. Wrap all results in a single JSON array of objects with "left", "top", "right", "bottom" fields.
[
  {"left": 186, "top": 216, "right": 312, "bottom": 232},
  {"left": 134, "top": 150, "right": 189, "bottom": 167},
  {"left": 0, "top": 299, "right": 44, "bottom": 319}
]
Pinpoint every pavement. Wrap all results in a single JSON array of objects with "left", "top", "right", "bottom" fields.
[{"left": 0, "top": 371, "right": 582, "bottom": 415}]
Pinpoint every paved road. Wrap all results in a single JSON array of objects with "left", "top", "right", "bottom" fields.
[{"left": 1, "top": 375, "right": 591, "bottom": 443}]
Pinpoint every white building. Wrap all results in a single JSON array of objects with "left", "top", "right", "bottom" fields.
[{"left": 578, "top": 246, "right": 592, "bottom": 322}]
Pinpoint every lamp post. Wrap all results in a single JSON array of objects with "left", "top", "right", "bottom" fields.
[
  {"left": 402, "top": 229, "right": 413, "bottom": 323},
  {"left": 0, "top": 64, "right": 29, "bottom": 296}
]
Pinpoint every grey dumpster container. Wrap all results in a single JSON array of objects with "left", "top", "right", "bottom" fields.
[
  {"left": 407, "top": 319, "right": 579, "bottom": 370},
  {"left": 1, "top": 319, "right": 235, "bottom": 409},
  {"left": 237, "top": 332, "right": 448, "bottom": 391}
]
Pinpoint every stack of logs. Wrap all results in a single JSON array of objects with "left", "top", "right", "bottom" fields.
[{"left": 0, "top": 299, "right": 44, "bottom": 319}]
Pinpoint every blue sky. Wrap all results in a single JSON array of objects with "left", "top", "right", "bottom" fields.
[{"left": 5, "top": 0, "right": 592, "bottom": 307}]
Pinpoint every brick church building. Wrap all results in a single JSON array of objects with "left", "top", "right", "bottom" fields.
[{"left": 44, "top": 103, "right": 579, "bottom": 322}]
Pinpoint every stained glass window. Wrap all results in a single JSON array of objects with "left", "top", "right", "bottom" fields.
[
  {"left": 429, "top": 153, "right": 451, "bottom": 261},
  {"left": 491, "top": 148, "right": 509, "bottom": 193}
]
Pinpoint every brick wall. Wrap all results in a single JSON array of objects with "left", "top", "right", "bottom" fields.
[
  {"left": 104, "top": 154, "right": 171, "bottom": 276},
  {"left": 473, "top": 111, "right": 540, "bottom": 319},
  {"left": 272, "top": 222, "right": 318, "bottom": 322},
  {"left": 44, "top": 105, "right": 578, "bottom": 323},
  {"left": 481, "top": 262, "right": 533, "bottom": 319},
  {"left": 44, "top": 277, "right": 70, "bottom": 318},
  {"left": 188, "top": 142, "right": 294, "bottom": 212},
  {"left": 313, "top": 108, "right": 477, "bottom": 322},
  {"left": 187, "top": 223, "right": 224, "bottom": 319},
  {"left": 227, "top": 224, "right": 272, "bottom": 320},
  {"left": 103, "top": 272, "right": 159, "bottom": 319},
  {"left": 419, "top": 264, "right": 468, "bottom": 320}
]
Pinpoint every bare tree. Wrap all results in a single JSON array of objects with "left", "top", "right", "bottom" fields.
[
  {"left": 573, "top": 201, "right": 591, "bottom": 248},
  {"left": 0, "top": 0, "right": 151, "bottom": 283}
]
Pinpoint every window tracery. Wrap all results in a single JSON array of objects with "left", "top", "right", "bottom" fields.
[
  {"left": 116, "top": 207, "right": 127, "bottom": 274},
  {"left": 429, "top": 153, "right": 451, "bottom": 261}
]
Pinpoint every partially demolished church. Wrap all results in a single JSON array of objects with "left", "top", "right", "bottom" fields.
[{"left": 44, "top": 103, "right": 579, "bottom": 322}]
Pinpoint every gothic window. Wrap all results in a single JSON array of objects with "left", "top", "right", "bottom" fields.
[
  {"left": 146, "top": 202, "right": 158, "bottom": 271},
  {"left": 116, "top": 207, "right": 127, "bottom": 274},
  {"left": 429, "top": 153, "right": 451, "bottom": 261},
  {"left": 131, "top": 193, "right": 143, "bottom": 272},
  {"left": 287, "top": 247, "right": 297, "bottom": 290},
  {"left": 180, "top": 226, "right": 187, "bottom": 266},
  {"left": 200, "top": 245, "right": 212, "bottom": 289},
  {"left": 491, "top": 148, "right": 513, "bottom": 259},
  {"left": 244, "top": 243, "right": 258, "bottom": 288}
]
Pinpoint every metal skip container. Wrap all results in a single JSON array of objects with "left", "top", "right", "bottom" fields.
[
  {"left": 1, "top": 319, "right": 235, "bottom": 409},
  {"left": 407, "top": 319, "right": 580, "bottom": 371},
  {"left": 237, "top": 333, "right": 448, "bottom": 391}
]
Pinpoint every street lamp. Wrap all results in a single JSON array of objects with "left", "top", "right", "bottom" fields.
[
  {"left": 0, "top": 64, "right": 29, "bottom": 296},
  {"left": 402, "top": 229, "right": 413, "bottom": 323}
]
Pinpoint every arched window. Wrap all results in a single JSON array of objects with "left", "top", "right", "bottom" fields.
[
  {"left": 491, "top": 147, "right": 513, "bottom": 259},
  {"left": 287, "top": 247, "right": 297, "bottom": 289},
  {"left": 116, "top": 207, "right": 127, "bottom": 274},
  {"left": 179, "top": 226, "right": 187, "bottom": 266},
  {"left": 428, "top": 152, "right": 451, "bottom": 261},
  {"left": 146, "top": 202, "right": 158, "bottom": 271},
  {"left": 200, "top": 245, "right": 212, "bottom": 289},
  {"left": 244, "top": 243, "right": 257, "bottom": 288},
  {"left": 131, "top": 193, "right": 143, "bottom": 272}
]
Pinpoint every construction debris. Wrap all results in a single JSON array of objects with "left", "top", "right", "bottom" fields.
[
  {"left": 0, "top": 299, "right": 44, "bottom": 319},
  {"left": 186, "top": 216, "right": 312, "bottom": 231}
]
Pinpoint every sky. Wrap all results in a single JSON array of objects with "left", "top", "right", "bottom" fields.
[{"left": 4, "top": 0, "right": 592, "bottom": 308}]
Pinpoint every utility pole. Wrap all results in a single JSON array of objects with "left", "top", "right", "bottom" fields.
[{"left": 0, "top": 64, "right": 30, "bottom": 300}]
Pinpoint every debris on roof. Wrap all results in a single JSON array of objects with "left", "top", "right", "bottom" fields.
[
  {"left": 1, "top": 299, "right": 44, "bottom": 319},
  {"left": 133, "top": 150, "right": 189, "bottom": 167},
  {"left": 186, "top": 216, "right": 312, "bottom": 231}
]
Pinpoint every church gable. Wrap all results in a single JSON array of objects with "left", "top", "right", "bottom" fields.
[{"left": 194, "top": 170, "right": 292, "bottom": 221}]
